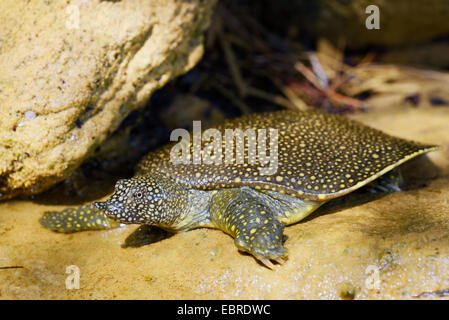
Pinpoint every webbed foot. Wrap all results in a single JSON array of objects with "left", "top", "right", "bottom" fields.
[
  {"left": 210, "top": 187, "right": 291, "bottom": 269},
  {"left": 234, "top": 220, "right": 287, "bottom": 269}
]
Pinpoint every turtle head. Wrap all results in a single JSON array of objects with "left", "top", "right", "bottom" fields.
[{"left": 94, "top": 171, "right": 189, "bottom": 228}]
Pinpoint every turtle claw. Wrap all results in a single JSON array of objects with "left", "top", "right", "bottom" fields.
[
  {"left": 273, "top": 256, "right": 286, "bottom": 265},
  {"left": 260, "top": 258, "right": 275, "bottom": 270},
  {"left": 257, "top": 255, "right": 286, "bottom": 269},
  {"left": 234, "top": 222, "right": 287, "bottom": 269}
]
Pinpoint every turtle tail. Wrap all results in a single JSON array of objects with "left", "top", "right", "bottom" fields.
[{"left": 39, "top": 204, "right": 119, "bottom": 233}]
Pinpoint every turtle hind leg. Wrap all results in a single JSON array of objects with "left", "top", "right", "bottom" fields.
[
  {"left": 40, "top": 204, "right": 119, "bottom": 233},
  {"left": 210, "top": 188, "right": 287, "bottom": 269},
  {"left": 366, "top": 168, "right": 404, "bottom": 193}
]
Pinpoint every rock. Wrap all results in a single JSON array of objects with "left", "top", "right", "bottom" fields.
[
  {"left": 257, "top": 0, "right": 449, "bottom": 49},
  {"left": 160, "top": 94, "right": 226, "bottom": 130},
  {"left": 0, "top": 0, "right": 216, "bottom": 200}
]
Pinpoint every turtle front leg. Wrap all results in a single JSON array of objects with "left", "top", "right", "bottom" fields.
[
  {"left": 233, "top": 215, "right": 287, "bottom": 269},
  {"left": 40, "top": 204, "right": 119, "bottom": 233},
  {"left": 210, "top": 188, "right": 287, "bottom": 269}
]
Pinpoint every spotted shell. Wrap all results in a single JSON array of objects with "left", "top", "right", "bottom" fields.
[{"left": 137, "top": 110, "right": 438, "bottom": 201}]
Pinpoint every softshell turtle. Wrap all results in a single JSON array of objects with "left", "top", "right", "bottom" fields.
[{"left": 40, "top": 110, "right": 439, "bottom": 268}]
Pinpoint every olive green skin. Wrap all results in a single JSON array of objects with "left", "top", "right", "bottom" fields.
[{"left": 40, "top": 110, "right": 439, "bottom": 268}]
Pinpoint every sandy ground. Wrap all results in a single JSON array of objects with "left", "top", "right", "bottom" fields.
[{"left": 0, "top": 106, "right": 448, "bottom": 299}]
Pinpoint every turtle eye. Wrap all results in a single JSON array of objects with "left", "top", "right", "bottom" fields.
[{"left": 133, "top": 190, "right": 145, "bottom": 201}]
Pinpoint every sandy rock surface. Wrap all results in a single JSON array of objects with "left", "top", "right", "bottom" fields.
[
  {"left": 0, "top": 0, "right": 216, "bottom": 199},
  {"left": 0, "top": 104, "right": 448, "bottom": 299}
]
